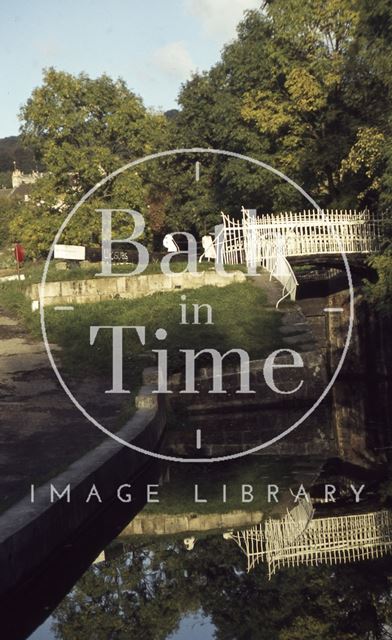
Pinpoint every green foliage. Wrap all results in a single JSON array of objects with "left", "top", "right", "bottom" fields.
[
  {"left": 354, "top": 0, "right": 392, "bottom": 213},
  {"left": 52, "top": 534, "right": 392, "bottom": 640},
  {"left": 340, "top": 127, "right": 386, "bottom": 204},
  {"left": 0, "top": 193, "right": 25, "bottom": 249},
  {"left": 0, "top": 171, "right": 11, "bottom": 188},
  {"left": 366, "top": 247, "right": 392, "bottom": 314},
  {"left": 10, "top": 2, "right": 392, "bottom": 310},
  {"left": 155, "top": 0, "right": 392, "bottom": 312},
  {"left": 38, "top": 281, "right": 280, "bottom": 381},
  {"left": 53, "top": 541, "right": 200, "bottom": 640},
  {"left": 0, "top": 135, "right": 36, "bottom": 172},
  {"left": 163, "top": 1, "right": 390, "bottom": 218},
  {"left": 16, "top": 68, "right": 168, "bottom": 256}
]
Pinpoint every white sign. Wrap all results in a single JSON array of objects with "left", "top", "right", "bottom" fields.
[
  {"left": 54, "top": 244, "right": 86, "bottom": 260},
  {"left": 0, "top": 274, "right": 25, "bottom": 282}
]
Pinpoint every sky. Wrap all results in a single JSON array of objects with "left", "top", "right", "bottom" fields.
[
  {"left": 0, "top": 0, "right": 261, "bottom": 138},
  {"left": 28, "top": 609, "right": 216, "bottom": 639},
  {"left": 166, "top": 611, "right": 216, "bottom": 640}
]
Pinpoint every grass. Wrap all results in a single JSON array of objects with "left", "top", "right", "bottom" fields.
[
  {"left": 0, "top": 258, "right": 255, "bottom": 331},
  {"left": 0, "top": 254, "right": 281, "bottom": 411},
  {"left": 0, "top": 271, "right": 281, "bottom": 392},
  {"left": 0, "top": 271, "right": 283, "bottom": 511},
  {"left": 0, "top": 279, "right": 32, "bottom": 322},
  {"left": 39, "top": 282, "right": 280, "bottom": 390},
  {"left": 0, "top": 258, "right": 251, "bottom": 285}
]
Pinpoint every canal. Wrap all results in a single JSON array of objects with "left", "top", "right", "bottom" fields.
[
  {"left": 3, "top": 286, "right": 392, "bottom": 640},
  {"left": 22, "top": 452, "right": 392, "bottom": 640}
]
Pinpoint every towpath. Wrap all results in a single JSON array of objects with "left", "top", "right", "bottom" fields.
[{"left": 0, "top": 308, "right": 125, "bottom": 512}]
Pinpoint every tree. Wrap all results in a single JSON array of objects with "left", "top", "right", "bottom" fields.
[
  {"left": 163, "top": 1, "right": 390, "bottom": 225},
  {"left": 351, "top": 0, "right": 392, "bottom": 313},
  {"left": 53, "top": 541, "right": 199, "bottom": 640},
  {"left": 0, "top": 193, "right": 23, "bottom": 249},
  {"left": 52, "top": 533, "right": 392, "bottom": 640},
  {"left": 11, "top": 68, "right": 168, "bottom": 256}
]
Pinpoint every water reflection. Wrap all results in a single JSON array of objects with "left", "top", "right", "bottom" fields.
[
  {"left": 45, "top": 527, "right": 392, "bottom": 639},
  {"left": 28, "top": 610, "right": 216, "bottom": 640},
  {"left": 28, "top": 453, "right": 392, "bottom": 640},
  {"left": 21, "top": 315, "right": 392, "bottom": 640},
  {"left": 225, "top": 501, "right": 392, "bottom": 578}
]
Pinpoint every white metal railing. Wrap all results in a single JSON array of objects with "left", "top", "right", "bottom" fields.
[
  {"left": 241, "top": 210, "right": 298, "bottom": 307},
  {"left": 198, "top": 206, "right": 383, "bottom": 306},
  {"left": 224, "top": 506, "right": 392, "bottom": 579},
  {"left": 241, "top": 206, "right": 384, "bottom": 257},
  {"left": 271, "top": 249, "right": 298, "bottom": 307}
]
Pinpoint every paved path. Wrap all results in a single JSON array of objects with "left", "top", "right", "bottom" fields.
[{"left": 0, "top": 308, "right": 126, "bottom": 512}]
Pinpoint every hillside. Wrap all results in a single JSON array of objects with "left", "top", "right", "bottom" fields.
[{"left": 0, "top": 136, "right": 37, "bottom": 188}]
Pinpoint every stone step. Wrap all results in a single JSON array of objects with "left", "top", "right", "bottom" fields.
[
  {"left": 142, "top": 366, "right": 158, "bottom": 385},
  {"left": 279, "top": 323, "right": 309, "bottom": 335}
]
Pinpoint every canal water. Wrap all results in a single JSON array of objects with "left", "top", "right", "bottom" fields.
[
  {"left": 12, "top": 289, "right": 392, "bottom": 639},
  {"left": 22, "top": 451, "right": 392, "bottom": 640}
]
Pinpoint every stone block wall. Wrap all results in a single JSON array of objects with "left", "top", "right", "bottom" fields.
[{"left": 27, "top": 271, "right": 246, "bottom": 309}]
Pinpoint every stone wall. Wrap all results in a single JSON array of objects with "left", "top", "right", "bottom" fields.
[
  {"left": 27, "top": 271, "right": 246, "bottom": 310},
  {"left": 327, "top": 290, "right": 392, "bottom": 464},
  {"left": 120, "top": 510, "right": 263, "bottom": 536},
  {"left": 165, "top": 351, "right": 334, "bottom": 458},
  {"left": 0, "top": 376, "right": 166, "bottom": 598}
]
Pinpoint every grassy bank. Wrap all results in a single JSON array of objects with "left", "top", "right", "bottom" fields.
[
  {"left": 0, "top": 271, "right": 281, "bottom": 393},
  {"left": 0, "top": 258, "right": 249, "bottom": 284},
  {"left": 41, "top": 282, "right": 280, "bottom": 391}
]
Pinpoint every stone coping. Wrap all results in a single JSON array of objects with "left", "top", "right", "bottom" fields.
[
  {"left": 0, "top": 377, "right": 166, "bottom": 596},
  {"left": 120, "top": 510, "right": 263, "bottom": 536},
  {"left": 27, "top": 270, "right": 246, "bottom": 310}
]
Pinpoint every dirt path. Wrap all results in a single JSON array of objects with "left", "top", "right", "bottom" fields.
[{"left": 0, "top": 308, "right": 127, "bottom": 512}]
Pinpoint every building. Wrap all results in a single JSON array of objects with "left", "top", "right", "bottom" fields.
[
  {"left": 11, "top": 165, "right": 43, "bottom": 189},
  {"left": 5, "top": 164, "right": 44, "bottom": 201}
]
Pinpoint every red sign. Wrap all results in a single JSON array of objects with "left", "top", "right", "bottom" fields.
[{"left": 14, "top": 243, "right": 25, "bottom": 263}]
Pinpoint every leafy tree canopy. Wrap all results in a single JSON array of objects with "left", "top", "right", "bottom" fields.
[{"left": 11, "top": 68, "right": 168, "bottom": 255}]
